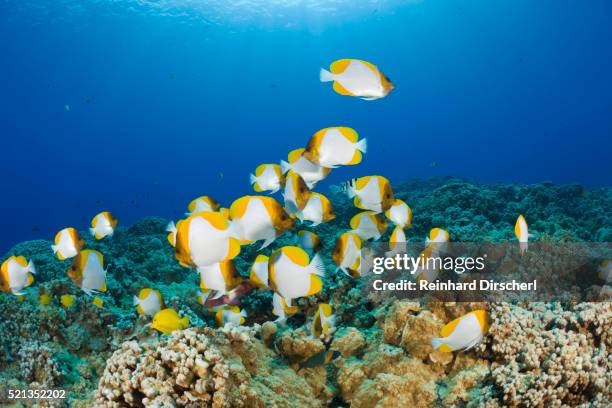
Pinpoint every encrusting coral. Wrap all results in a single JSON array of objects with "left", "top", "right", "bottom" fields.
[
  {"left": 1, "top": 178, "right": 610, "bottom": 407},
  {"left": 94, "top": 326, "right": 325, "bottom": 407}
]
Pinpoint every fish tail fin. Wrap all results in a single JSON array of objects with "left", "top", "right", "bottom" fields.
[
  {"left": 249, "top": 173, "right": 259, "bottom": 188},
  {"left": 240, "top": 309, "right": 247, "bottom": 318},
  {"left": 431, "top": 337, "right": 444, "bottom": 350},
  {"left": 89, "top": 228, "right": 96, "bottom": 237},
  {"left": 51, "top": 244, "right": 59, "bottom": 254},
  {"left": 356, "top": 138, "right": 367, "bottom": 153},
  {"left": 319, "top": 68, "right": 334, "bottom": 82},
  {"left": 309, "top": 253, "right": 326, "bottom": 277},
  {"left": 27, "top": 261, "right": 36, "bottom": 274},
  {"left": 166, "top": 221, "right": 176, "bottom": 233},
  {"left": 280, "top": 160, "right": 291, "bottom": 174},
  {"left": 133, "top": 296, "right": 140, "bottom": 306}
]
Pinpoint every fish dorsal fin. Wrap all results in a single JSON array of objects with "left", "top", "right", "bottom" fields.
[
  {"left": 288, "top": 148, "right": 305, "bottom": 164},
  {"left": 339, "top": 127, "right": 359, "bottom": 142},
  {"left": 15, "top": 256, "right": 28, "bottom": 267},
  {"left": 440, "top": 314, "right": 464, "bottom": 338},
  {"left": 141, "top": 288, "right": 151, "bottom": 299},
  {"left": 333, "top": 81, "right": 354, "bottom": 96},
  {"left": 255, "top": 164, "right": 268, "bottom": 177},
  {"left": 330, "top": 59, "right": 352, "bottom": 74},
  {"left": 201, "top": 211, "right": 227, "bottom": 230},
  {"left": 255, "top": 254, "right": 269, "bottom": 263},
  {"left": 230, "top": 196, "right": 251, "bottom": 220},
  {"left": 349, "top": 213, "right": 362, "bottom": 230},
  {"left": 355, "top": 177, "right": 370, "bottom": 191},
  {"left": 438, "top": 343, "right": 454, "bottom": 353},
  {"left": 473, "top": 310, "right": 489, "bottom": 333},
  {"left": 282, "top": 246, "right": 310, "bottom": 267},
  {"left": 358, "top": 59, "right": 379, "bottom": 75},
  {"left": 515, "top": 215, "right": 525, "bottom": 239}
]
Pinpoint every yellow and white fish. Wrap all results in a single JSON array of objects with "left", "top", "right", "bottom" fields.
[
  {"left": 332, "top": 232, "right": 362, "bottom": 278},
  {"left": 387, "top": 226, "right": 407, "bottom": 256},
  {"left": 384, "top": 199, "right": 412, "bottom": 229},
  {"left": 186, "top": 196, "right": 220, "bottom": 216},
  {"left": 199, "top": 260, "right": 242, "bottom": 298},
  {"left": 332, "top": 176, "right": 394, "bottom": 213},
  {"left": 598, "top": 260, "right": 612, "bottom": 283},
  {"left": 320, "top": 59, "right": 395, "bottom": 100},
  {"left": 269, "top": 246, "right": 325, "bottom": 306},
  {"left": 174, "top": 211, "right": 241, "bottom": 268},
  {"left": 215, "top": 305, "right": 247, "bottom": 327},
  {"left": 151, "top": 308, "right": 190, "bottom": 334},
  {"left": 280, "top": 148, "right": 331, "bottom": 189},
  {"left": 426, "top": 228, "right": 450, "bottom": 245},
  {"left": 272, "top": 292, "right": 298, "bottom": 322},
  {"left": 296, "top": 230, "right": 321, "bottom": 253},
  {"left": 297, "top": 192, "right": 336, "bottom": 226},
  {"left": 431, "top": 310, "right": 489, "bottom": 352},
  {"left": 515, "top": 214, "right": 530, "bottom": 254},
  {"left": 312, "top": 303, "right": 337, "bottom": 338},
  {"left": 133, "top": 288, "right": 164, "bottom": 317},
  {"left": 229, "top": 196, "right": 294, "bottom": 249},
  {"left": 415, "top": 245, "right": 442, "bottom": 282},
  {"left": 0, "top": 256, "right": 36, "bottom": 295},
  {"left": 90, "top": 211, "right": 118, "bottom": 239},
  {"left": 67, "top": 249, "right": 107, "bottom": 296},
  {"left": 250, "top": 164, "right": 285, "bottom": 194},
  {"left": 303, "top": 127, "right": 367, "bottom": 168},
  {"left": 350, "top": 211, "right": 388, "bottom": 241},
  {"left": 249, "top": 254, "right": 270, "bottom": 288},
  {"left": 52, "top": 227, "right": 84, "bottom": 260},
  {"left": 283, "top": 170, "right": 311, "bottom": 216}
]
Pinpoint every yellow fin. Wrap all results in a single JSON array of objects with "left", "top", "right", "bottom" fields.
[
  {"left": 330, "top": 59, "right": 351, "bottom": 74},
  {"left": 515, "top": 215, "right": 525, "bottom": 239},
  {"left": 438, "top": 343, "right": 454, "bottom": 353},
  {"left": 201, "top": 212, "right": 227, "bottom": 231},
  {"left": 440, "top": 315, "right": 463, "bottom": 338},
  {"left": 227, "top": 238, "right": 241, "bottom": 260},
  {"left": 282, "top": 246, "right": 310, "bottom": 267},
  {"left": 358, "top": 59, "right": 379, "bottom": 74},
  {"left": 339, "top": 127, "right": 359, "bottom": 142},
  {"left": 230, "top": 196, "right": 251, "bottom": 220},
  {"left": 333, "top": 81, "right": 353, "bottom": 96},
  {"left": 288, "top": 148, "right": 305, "bottom": 164},
  {"left": 349, "top": 213, "right": 361, "bottom": 230},
  {"left": 253, "top": 183, "right": 263, "bottom": 192},
  {"left": 100, "top": 280, "right": 107, "bottom": 292},
  {"left": 306, "top": 275, "right": 323, "bottom": 296},
  {"left": 348, "top": 150, "right": 362, "bottom": 165}
]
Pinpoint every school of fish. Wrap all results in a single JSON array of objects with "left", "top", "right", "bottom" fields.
[{"left": 0, "top": 59, "right": 553, "bottom": 355}]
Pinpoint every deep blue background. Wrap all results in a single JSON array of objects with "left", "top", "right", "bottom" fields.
[{"left": 1, "top": 0, "right": 611, "bottom": 253}]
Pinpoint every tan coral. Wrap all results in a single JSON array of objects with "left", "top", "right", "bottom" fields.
[{"left": 94, "top": 327, "right": 325, "bottom": 407}]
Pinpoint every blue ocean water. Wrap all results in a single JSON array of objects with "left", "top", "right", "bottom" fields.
[{"left": 1, "top": 0, "right": 611, "bottom": 253}]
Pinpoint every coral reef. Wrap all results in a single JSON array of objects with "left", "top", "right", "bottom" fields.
[{"left": 0, "top": 178, "right": 610, "bottom": 407}]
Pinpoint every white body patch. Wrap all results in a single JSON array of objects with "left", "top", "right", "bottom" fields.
[
  {"left": 300, "top": 195, "right": 324, "bottom": 225},
  {"left": 199, "top": 263, "right": 228, "bottom": 292},
  {"left": 352, "top": 214, "right": 381, "bottom": 241},
  {"left": 317, "top": 128, "right": 357, "bottom": 167},
  {"left": 289, "top": 156, "right": 328, "bottom": 188},
  {"left": 55, "top": 229, "right": 78, "bottom": 259},
  {"left": 234, "top": 198, "right": 275, "bottom": 243},
  {"left": 272, "top": 255, "right": 313, "bottom": 301},
  {"left": 335, "top": 60, "right": 384, "bottom": 98},
  {"left": 341, "top": 235, "right": 360, "bottom": 270},
  {"left": 434, "top": 313, "right": 483, "bottom": 351},
  {"left": 138, "top": 292, "right": 161, "bottom": 316},
  {"left": 251, "top": 259, "right": 269, "bottom": 285},
  {"left": 255, "top": 165, "right": 282, "bottom": 192},
  {"left": 6, "top": 259, "right": 30, "bottom": 294},
  {"left": 81, "top": 253, "right": 106, "bottom": 294},
  {"left": 356, "top": 177, "right": 383, "bottom": 213},
  {"left": 388, "top": 202, "right": 409, "bottom": 227},
  {"left": 188, "top": 217, "right": 231, "bottom": 267}
]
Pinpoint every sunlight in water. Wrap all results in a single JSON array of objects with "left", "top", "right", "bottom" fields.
[{"left": 6, "top": 0, "right": 423, "bottom": 29}]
